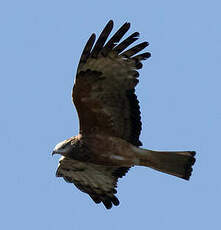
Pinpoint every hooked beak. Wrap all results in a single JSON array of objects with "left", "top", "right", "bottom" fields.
[{"left": 52, "top": 150, "right": 57, "bottom": 156}]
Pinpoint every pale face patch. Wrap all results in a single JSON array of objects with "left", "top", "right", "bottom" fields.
[
  {"left": 53, "top": 139, "right": 73, "bottom": 154},
  {"left": 54, "top": 140, "right": 67, "bottom": 151}
]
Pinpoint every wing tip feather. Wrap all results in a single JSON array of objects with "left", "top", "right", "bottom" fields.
[{"left": 77, "top": 20, "right": 150, "bottom": 71}]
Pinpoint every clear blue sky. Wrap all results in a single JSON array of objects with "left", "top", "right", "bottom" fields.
[{"left": 1, "top": 0, "right": 220, "bottom": 229}]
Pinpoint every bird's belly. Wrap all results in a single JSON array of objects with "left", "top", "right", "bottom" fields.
[{"left": 82, "top": 134, "right": 137, "bottom": 167}]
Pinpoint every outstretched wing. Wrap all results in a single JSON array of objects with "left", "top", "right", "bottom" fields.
[
  {"left": 72, "top": 20, "right": 151, "bottom": 146},
  {"left": 56, "top": 156, "right": 128, "bottom": 209},
  {"left": 70, "top": 21, "right": 151, "bottom": 198}
]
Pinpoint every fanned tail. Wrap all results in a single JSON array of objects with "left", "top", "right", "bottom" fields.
[{"left": 137, "top": 149, "right": 196, "bottom": 180}]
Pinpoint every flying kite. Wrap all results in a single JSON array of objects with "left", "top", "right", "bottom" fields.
[{"left": 52, "top": 20, "right": 196, "bottom": 209}]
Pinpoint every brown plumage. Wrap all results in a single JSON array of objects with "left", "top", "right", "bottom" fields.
[{"left": 52, "top": 20, "right": 196, "bottom": 209}]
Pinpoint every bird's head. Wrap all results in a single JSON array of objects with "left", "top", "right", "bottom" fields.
[{"left": 52, "top": 138, "right": 74, "bottom": 157}]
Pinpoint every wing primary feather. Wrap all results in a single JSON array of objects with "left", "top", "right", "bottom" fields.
[
  {"left": 91, "top": 20, "right": 114, "bottom": 58},
  {"left": 102, "top": 198, "right": 113, "bottom": 209},
  {"left": 132, "top": 53, "right": 151, "bottom": 70},
  {"left": 89, "top": 195, "right": 102, "bottom": 204},
  {"left": 103, "top": 22, "right": 130, "bottom": 51},
  {"left": 110, "top": 196, "right": 120, "bottom": 206},
  {"left": 113, "top": 32, "right": 139, "bottom": 53},
  {"left": 132, "top": 52, "right": 151, "bottom": 61},
  {"left": 121, "top": 42, "right": 149, "bottom": 57},
  {"left": 78, "top": 33, "right": 96, "bottom": 65}
]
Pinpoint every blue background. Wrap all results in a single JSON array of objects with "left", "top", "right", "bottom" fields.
[{"left": 1, "top": 0, "right": 220, "bottom": 229}]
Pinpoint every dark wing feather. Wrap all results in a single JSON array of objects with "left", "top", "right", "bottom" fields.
[
  {"left": 113, "top": 32, "right": 140, "bottom": 53},
  {"left": 91, "top": 20, "right": 113, "bottom": 58},
  {"left": 103, "top": 22, "right": 130, "bottom": 52},
  {"left": 121, "top": 42, "right": 149, "bottom": 57},
  {"left": 126, "top": 89, "right": 143, "bottom": 146},
  {"left": 72, "top": 20, "right": 151, "bottom": 180},
  {"left": 56, "top": 157, "right": 123, "bottom": 209},
  {"left": 77, "top": 33, "right": 96, "bottom": 70},
  {"left": 132, "top": 52, "right": 151, "bottom": 61}
]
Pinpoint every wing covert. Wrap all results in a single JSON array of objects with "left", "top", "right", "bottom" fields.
[{"left": 56, "top": 156, "right": 124, "bottom": 209}]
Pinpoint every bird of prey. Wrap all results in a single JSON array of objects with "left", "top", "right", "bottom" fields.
[{"left": 52, "top": 20, "right": 196, "bottom": 209}]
